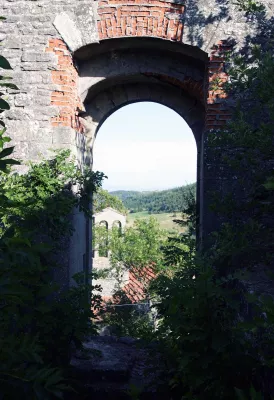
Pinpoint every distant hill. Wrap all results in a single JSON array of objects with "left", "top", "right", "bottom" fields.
[{"left": 110, "top": 183, "right": 196, "bottom": 214}]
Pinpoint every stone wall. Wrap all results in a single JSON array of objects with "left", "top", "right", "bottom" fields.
[
  {"left": 1, "top": 1, "right": 97, "bottom": 163},
  {"left": 1, "top": 0, "right": 273, "bottom": 282},
  {"left": 2, "top": 0, "right": 273, "bottom": 162},
  {"left": 1, "top": 1, "right": 99, "bottom": 286}
]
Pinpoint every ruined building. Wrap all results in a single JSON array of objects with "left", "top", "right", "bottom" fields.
[{"left": 2, "top": 0, "right": 273, "bottom": 285}]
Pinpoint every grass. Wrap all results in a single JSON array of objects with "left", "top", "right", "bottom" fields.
[{"left": 126, "top": 211, "right": 187, "bottom": 233}]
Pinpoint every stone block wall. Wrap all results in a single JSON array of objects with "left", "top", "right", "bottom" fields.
[
  {"left": 45, "top": 38, "right": 82, "bottom": 130},
  {"left": 1, "top": 1, "right": 99, "bottom": 166},
  {"left": 2, "top": 0, "right": 273, "bottom": 172},
  {"left": 1, "top": 1, "right": 100, "bottom": 287}
]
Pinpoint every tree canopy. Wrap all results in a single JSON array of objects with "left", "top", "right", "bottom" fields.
[
  {"left": 111, "top": 183, "right": 196, "bottom": 214},
  {"left": 93, "top": 188, "right": 127, "bottom": 214}
]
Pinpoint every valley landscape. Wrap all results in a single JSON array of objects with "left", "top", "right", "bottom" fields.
[{"left": 110, "top": 183, "right": 196, "bottom": 233}]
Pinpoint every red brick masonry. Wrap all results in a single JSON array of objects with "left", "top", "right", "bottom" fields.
[
  {"left": 46, "top": 38, "right": 83, "bottom": 130},
  {"left": 97, "top": 0, "right": 185, "bottom": 41},
  {"left": 46, "top": 6, "right": 232, "bottom": 133}
]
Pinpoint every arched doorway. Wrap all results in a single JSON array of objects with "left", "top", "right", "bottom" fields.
[
  {"left": 75, "top": 38, "right": 206, "bottom": 230},
  {"left": 73, "top": 37, "right": 208, "bottom": 282}
]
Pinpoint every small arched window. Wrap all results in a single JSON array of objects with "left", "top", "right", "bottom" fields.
[
  {"left": 99, "top": 220, "right": 108, "bottom": 230},
  {"left": 98, "top": 220, "right": 108, "bottom": 257},
  {"left": 112, "top": 220, "right": 122, "bottom": 235}
]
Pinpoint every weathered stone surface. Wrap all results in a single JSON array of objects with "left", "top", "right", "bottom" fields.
[
  {"left": 66, "top": 336, "right": 166, "bottom": 399},
  {"left": 53, "top": 13, "right": 84, "bottom": 52},
  {"left": 54, "top": 4, "right": 99, "bottom": 52}
]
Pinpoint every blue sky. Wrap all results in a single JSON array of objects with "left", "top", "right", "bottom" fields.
[{"left": 93, "top": 102, "right": 197, "bottom": 191}]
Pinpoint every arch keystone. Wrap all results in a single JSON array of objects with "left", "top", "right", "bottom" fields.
[{"left": 54, "top": 5, "right": 99, "bottom": 53}]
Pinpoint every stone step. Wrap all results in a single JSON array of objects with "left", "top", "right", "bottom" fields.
[
  {"left": 65, "top": 335, "right": 168, "bottom": 400},
  {"left": 69, "top": 336, "right": 136, "bottom": 384}
]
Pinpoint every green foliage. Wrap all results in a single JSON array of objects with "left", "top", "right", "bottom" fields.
[
  {"left": 233, "top": 0, "right": 265, "bottom": 13},
  {"left": 0, "top": 149, "right": 105, "bottom": 399},
  {"left": 0, "top": 149, "right": 105, "bottom": 239},
  {"left": 160, "top": 190, "right": 196, "bottom": 271},
  {"left": 99, "top": 291, "right": 155, "bottom": 340},
  {"left": 94, "top": 223, "right": 109, "bottom": 257},
  {"left": 109, "top": 217, "right": 165, "bottom": 271},
  {"left": 0, "top": 44, "right": 105, "bottom": 398},
  {"left": 152, "top": 265, "right": 241, "bottom": 399},
  {"left": 127, "top": 383, "right": 143, "bottom": 400},
  {"left": 94, "top": 218, "right": 165, "bottom": 340},
  {"left": 207, "top": 43, "right": 274, "bottom": 277},
  {"left": 150, "top": 5, "right": 274, "bottom": 398},
  {"left": 0, "top": 37, "right": 20, "bottom": 173},
  {"left": 93, "top": 187, "right": 127, "bottom": 214},
  {"left": 94, "top": 217, "right": 166, "bottom": 291},
  {"left": 111, "top": 183, "right": 196, "bottom": 214},
  {"left": 235, "top": 386, "right": 265, "bottom": 400}
]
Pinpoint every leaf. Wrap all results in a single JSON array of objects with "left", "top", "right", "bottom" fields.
[
  {"left": 44, "top": 369, "right": 64, "bottom": 388},
  {"left": 0, "top": 158, "right": 20, "bottom": 165},
  {"left": 50, "top": 390, "right": 64, "bottom": 399},
  {"left": 0, "top": 98, "right": 10, "bottom": 110},
  {"left": 0, "top": 126, "right": 6, "bottom": 135},
  {"left": 0, "top": 55, "right": 12, "bottom": 70},
  {"left": 0, "top": 159, "right": 20, "bottom": 172},
  {"left": 0, "top": 83, "right": 19, "bottom": 90},
  {"left": 0, "top": 146, "right": 14, "bottom": 158}
]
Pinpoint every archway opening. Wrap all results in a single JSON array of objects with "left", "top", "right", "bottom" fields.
[
  {"left": 93, "top": 101, "right": 197, "bottom": 233},
  {"left": 91, "top": 101, "right": 197, "bottom": 302},
  {"left": 93, "top": 102, "right": 197, "bottom": 192}
]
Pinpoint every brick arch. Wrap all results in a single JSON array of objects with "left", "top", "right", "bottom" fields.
[
  {"left": 97, "top": 0, "right": 185, "bottom": 42},
  {"left": 84, "top": 81, "right": 204, "bottom": 147},
  {"left": 74, "top": 36, "right": 207, "bottom": 241},
  {"left": 50, "top": 34, "right": 230, "bottom": 137},
  {"left": 70, "top": 34, "right": 231, "bottom": 245},
  {"left": 76, "top": 37, "right": 207, "bottom": 144},
  {"left": 77, "top": 40, "right": 207, "bottom": 102}
]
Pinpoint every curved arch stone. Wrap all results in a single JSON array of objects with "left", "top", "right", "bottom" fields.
[
  {"left": 53, "top": 5, "right": 99, "bottom": 52},
  {"left": 83, "top": 81, "right": 204, "bottom": 146},
  {"left": 78, "top": 40, "right": 207, "bottom": 101}
]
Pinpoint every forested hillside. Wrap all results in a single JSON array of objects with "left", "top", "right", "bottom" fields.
[{"left": 111, "top": 183, "right": 196, "bottom": 213}]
